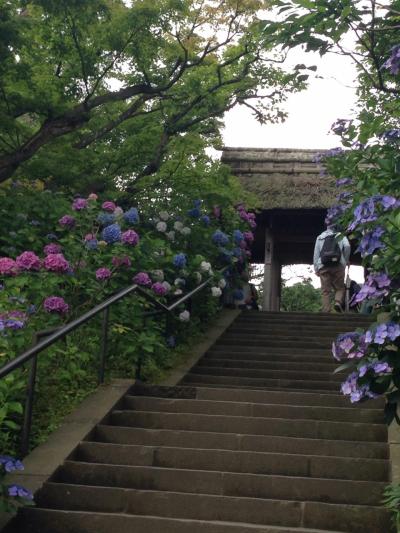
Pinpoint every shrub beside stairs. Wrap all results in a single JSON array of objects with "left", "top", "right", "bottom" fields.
[{"left": 10, "top": 311, "right": 393, "bottom": 533}]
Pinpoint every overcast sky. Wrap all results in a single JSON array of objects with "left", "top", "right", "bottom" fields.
[{"left": 222, "top": 47, "right": 365, "bottom": 285}]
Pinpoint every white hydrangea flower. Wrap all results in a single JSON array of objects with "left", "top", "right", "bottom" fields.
[
  {"left": 166, "top": 231, "right": 175, "bottom": 241},
  {"left": 151, "top": 269, "right": 164, "bottom": 281},
  {"left": 159, "top": 211, "right": 169, "bottom": 221},
  {"left": 179, "top": 310, "right": 190, "bottom": 322},
  {"left": 162, "top": 281, "right": 171, "bottom": 292},
  {"left": 200, "top": 261, "right": 212, "bottom": 272},
  {"left": 211, "top": 287, "right": 222, "bottom": 297},
  {"left": 174, "top": 221, "right": 184, "bottom": 231},
  {"left": 174, "top": 288, "right": 183, "bottom": 296},
  {"left": 181, "top": 227, "right": 191, "bottom": 235},
  {"left": 218, "top": 278, "right": 227, "bottom": 289},
  {"left": 174, "top": 277, "right": 186, "bottom": 287},
  {"left": 156, "top": 221, "right": 167, "bottom": 232}
]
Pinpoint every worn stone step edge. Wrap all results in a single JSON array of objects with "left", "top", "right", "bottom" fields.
[
  {"left": 123, "top": 395, "right": 384, "bottom": 423},
  {"left": 57, "top": 461, "right": 386, "bottom": 506},
  {"left": 95, "top": 425, "right": 389, "bottom": 459},
  {"left": 110, "top": 409, "right": 387, "bottom": 442},
  {"left": 76, "top": 441, "right": 389, "bottom": 481},
  {"left": 35, "top": 483, "right": 392, "bottom": 533},
  {"left": 15, "top": 508, "right": 347, "bottom": 533},
  {"left": 190, "top": 366, "right": 342, "bottom": 382}
]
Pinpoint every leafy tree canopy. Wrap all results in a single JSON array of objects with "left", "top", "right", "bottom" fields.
[{"left": 0, "top": 0, "right": 306, "bottom": 190}]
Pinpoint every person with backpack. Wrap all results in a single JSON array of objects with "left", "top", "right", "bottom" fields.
[{"left": 313, "top": 221, "right": 351, "bottom": 313}]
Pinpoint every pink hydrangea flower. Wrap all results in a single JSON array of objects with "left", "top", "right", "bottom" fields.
[
  {"left": 43, "top": 296, "right": 69, "bottom": 314},
  {"left": 121, "top": 229, "right": 139, "bottom": 246},
  {"left": 44, "top": 254, "right": 70, "bottom": 273},
  {"left": 59, "top": 215, "right": 75, "bottom": 228},
  {"left": 0, "top": 258, "right": 18, "bottom": 276},
  {"left": 152, "top": 282, "right": 167, "bottom": 296},
  {"left": 84, "top": 233, "right": 95, "bottom": 241},
  {"left": 133, "top": 272, "right": 152, "bottom": 287},
  {"left": 88, "top": 193, "right": 98, "bottom": 201},
  {"left": 112, "top": 256, "right": 132, "bottom": 268},
  {"left": 44, "top": 243, "right": 62, "bottom": 255},
  {"left": 72, "top": 198, "right": 88, "bottom": 211},
  {"left": 15, "top": 251, "right": 41, "bottom": 271},
  {"left": 96, "top": 268, "right": 112, "bottom": 280},
  {"left": 102, "top": 201, "right": 116, "bottom": 212}
]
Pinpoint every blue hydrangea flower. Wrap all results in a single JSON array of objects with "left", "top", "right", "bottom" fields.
[
  {"left": 85, "top": 239, "right": 98, "bottom": 250},
  {"left": 357, "top": 226, "right": 385, "bottom": 257},
  {"left": 201, "top": 215, "right": 210, "bottom": 225},
  {"left": 0, "top": 456, "right": 24, "bottom": 473},
  {"left": 8, "top": 484, "right": 33, "bottom": 499},
  {"left": 173, "top": 253, "right": 187, "bottom": 268},
  {"left": 97, "top": 213, "right": 116, "bottom": 227},
  {"left": 102, "top": 223, "right": 121, "bottom": 243},
  {"left": 193, "top": 199, "right": 202, "bottom": 208},
  {"left": 188, "top": 208, "right": 201, "bottom": 218},
  {"left": 232, "top": 247, "right": 242, "bottom": 258},
  {"left": 233, "top": 230, "right": 244, "bottom": 243},
  {"left": 212, "top": 230, "right": 229, "bottom": 246},
  {"left": 124, "top": 208, "right": 139, "bottom": 225}
]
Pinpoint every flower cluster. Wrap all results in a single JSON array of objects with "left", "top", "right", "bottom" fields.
[
  {"left": 43, "top": 296, "right": 69, "bottom": 314},
  {"left": 357, "top": 226, "right": 385, "bottom": 257},
  {"left": 348, "top": 195, "right": 398, "bottom": 231},
  {"left": 353, "top": 272, "right": 391, "bottom": 304},
  {"left": 212, "top": 230, "right": 229, "bottom": 246},
  {"left": 332, "top": 331, "right": 369, "bottom": 360},
  {"left": 382, "top": 44, "right": 400, "bottom": 76}
]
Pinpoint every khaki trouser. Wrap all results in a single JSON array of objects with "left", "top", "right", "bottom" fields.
[{"left": 319, "top": 266, "right": 345, "bottom": 313}]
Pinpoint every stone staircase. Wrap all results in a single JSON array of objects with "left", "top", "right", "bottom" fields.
[{"left": 11, "top": 312, "right": 393, "bottom": 532}]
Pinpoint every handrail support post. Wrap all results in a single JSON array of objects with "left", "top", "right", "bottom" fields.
[{"left": 99, "top": 307, "right": 110, "bottom": 384}]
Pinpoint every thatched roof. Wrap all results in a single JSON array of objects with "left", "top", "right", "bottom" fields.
[{"left": 221, "top": 147, "right": 337, "bottom": 209}]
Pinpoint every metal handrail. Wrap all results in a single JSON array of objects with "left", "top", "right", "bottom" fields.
[{"left": 0, "top": 267, "right": 226, "bottom": 455}]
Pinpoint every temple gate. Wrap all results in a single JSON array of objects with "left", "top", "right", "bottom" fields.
[{"left": 221, "top": 147, "right": 361, "bottom": 311}]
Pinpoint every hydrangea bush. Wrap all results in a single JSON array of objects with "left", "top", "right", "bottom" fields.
[{"left": 0, "top": 188, "right": 256, "bottom": 456}]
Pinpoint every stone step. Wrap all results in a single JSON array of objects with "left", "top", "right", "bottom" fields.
[
  {"left": 35, "top": 484, "right": 392, "bottom": 533},
  {"left": 199, "top": 358, "right": 338, "bottom": 372},
  {"left": 189, "top": 366, "right": 342, "bottom": 383},
  {"left": 205, "top": 350, "right": 335, "bottom": 362},
  {"left": 123, "top": 395, "right": 384, "bottom": 424},
  {"left": 76, "top": 441, "right": 389, "bottom": 481},
  {"left": 56, "top": 460, "right": 386, "bottom": 506},
  {"left": 110, "top": 409, "right": 387, "bottom": 442},
  {"left": 210, "top": 345, "right": 334, "bottom": 356},
  {"left": 228, "top": 324, "right": 365, "bottom": 333},
  {"left": 227, "top": 329, "right": 347, "bottom": 339},
  {"left": 95, "top": 425, "right": 389, "bottom": 459},
  {"left": 193, "top": 386, "right": 384, "bottom": 410},
  {"left": 216, "top": 337, "right": 335, "bottom": 349},
  {"left": 237, "top": 311, "right": 372, "bottom": 321},
  {"left": 181, "top": 373, "right": 341, "bottom": 392},
  {"left": 181, "top": 382, "right": 349, "bottom": 395},
  {"left": 17, "top": 508, "right": 347, "bottom": 533},
  {"left": 235, "top": 315, "right": 372, "bottom": 325}
]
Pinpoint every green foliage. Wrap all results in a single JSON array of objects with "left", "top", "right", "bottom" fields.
[
  {"left": 383, "top": 484, "right": 400, "bottom": 531},
  {"left": 281, "top": 280, "right": 321, "bottom": 312},
  {"left": 0, "top": 0, "right": 305, "bottom": 188}
]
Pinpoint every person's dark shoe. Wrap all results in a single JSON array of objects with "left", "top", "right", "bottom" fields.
[{"left": 334, "top": 301, "right": 343, "bottom": 313}]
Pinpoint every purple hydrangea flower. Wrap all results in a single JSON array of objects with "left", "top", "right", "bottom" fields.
[
  {"left": 102, "top": 201, "right": 116, "bottom": 212},
  {"left": 58, "top": 215, "right": 75, "bottom": 228},
  {"left": 44, "top": 254, "right": 70, "bottom": 273},
  {"left": 102, "top": 223, "right": 121, "bottom": 244},
  {"left": 72, "top": 198, "right": 88, "bottom": 211},
  {"left": 353, "top": 272, "right": 391, "bottom": 304},
  {"left": 335, "top": 177, "right": 353, "bottom": 187},
  {"left": 0, "top": 257, "right": 18, "bottom": 276},
  {"left": 121, "top": 229, "right": 139, "bottom": 246},
  {"left": 133, "top": 272, "right": 152, "bottom": 286},
  {"left": 152, "top": 282, "right": 167, "bottom": 296},
  {"left": 112, "top": 256, "right": 132, "bottom": 268},
  {"left": 15, "top": 251, "right": 41, "bottom": 271},
  {"left": 96, "top": 268, "right": 112, "bottom": 281},
  {"left": 44, "top": 243, "right": 62, "bottom": 255},
  {"left": 357, "top": 226, "right": 385, "bottom": 257},
  {"left": 0, "top": 456, "right": 24, "bottom": 473},
  {"left": 43, "top": 296, "right": 69, "bottom": 314},
  {"left": 382, "top": 44, "right": 400, "bottom": 75},
  {"left": 7, "top": 484, "right": 33, "bottom": 499}
]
